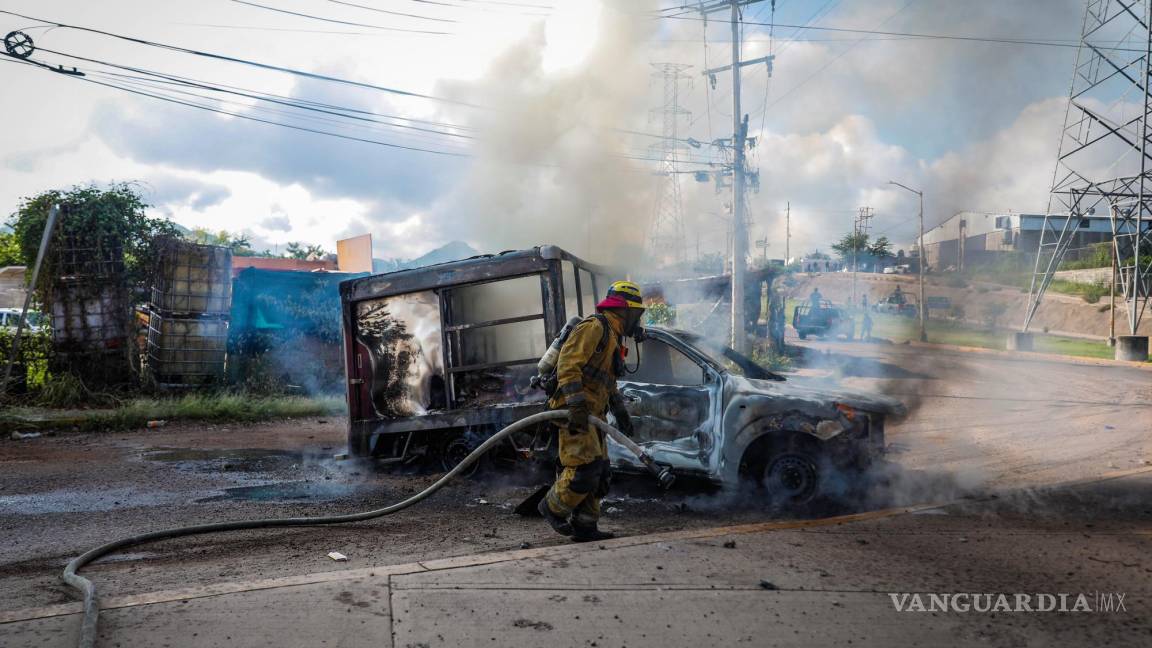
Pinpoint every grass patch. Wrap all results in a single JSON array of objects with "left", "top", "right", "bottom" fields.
[
  {"left": 2, "top": 393, "right": 346, "bottom": 433},
  {"left": 1049, "top": 279, "right": 1108, "bottom": 303},
  {"left": 868, "top": 312, "right": 1119, "bottom": 359}
]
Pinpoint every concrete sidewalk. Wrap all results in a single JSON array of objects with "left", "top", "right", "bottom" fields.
[{"left": 4, "top": 472, "right": 1150, "bottom": 648}]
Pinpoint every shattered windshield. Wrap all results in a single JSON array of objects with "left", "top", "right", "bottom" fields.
[{"left": 664, "top": 330, "right": 785, "bottom": 382}]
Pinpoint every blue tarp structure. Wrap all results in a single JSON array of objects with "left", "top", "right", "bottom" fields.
[
  {"left": 227, "top": 268, "right": 368, "bottom": 391},
  {"left": 229, "top": 268, "right": 368, "bottom": 340}
]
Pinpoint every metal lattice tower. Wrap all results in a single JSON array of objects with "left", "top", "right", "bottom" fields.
[
  {"left": 1024, "top": 0, "right": 1152, "bottom": 333},
  {"left": 648, "top": 63, "right": 692, "bottom": 267}
]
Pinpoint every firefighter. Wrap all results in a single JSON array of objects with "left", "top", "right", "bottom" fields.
[{"left": 538, "top": 280, "right": 645, "bottom": 542}]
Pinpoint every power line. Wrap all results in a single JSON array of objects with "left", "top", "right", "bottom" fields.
[
  {"left": 80, "top": 74, "right": 473, "bottom": 156},
  {"left": 230, "top": 0, "right": 455, "bottom": 34},
  {"left": 655, "top": 12, "right": 1143, "bottom": 51},
  {"left": 5, "top": 49, "right": 725, "bottom": 169},
  {"left": 0, "top": 9, "right": 480, "bottom": 107},
  {"left": 36, "top": 45, "right": 476, "bottom": 138},
  {"left": 321, "top": 0, "right": 459, "bottom": 23},
  {"left": 452, "top": 0, "right": 554, "bottom": 9},
  {"left": 764, "top": 0, "right": 918, "bottom": 112}
]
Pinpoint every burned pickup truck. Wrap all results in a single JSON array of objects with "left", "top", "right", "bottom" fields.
[{"left": 339, "top": 246, "right": 904, "bottom": 504}]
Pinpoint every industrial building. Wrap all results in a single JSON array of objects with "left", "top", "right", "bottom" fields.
[{"left": 921, "top": 211, "right": 1117, "bottom": 270}]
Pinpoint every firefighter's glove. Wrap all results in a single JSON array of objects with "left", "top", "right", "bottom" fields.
[
  {"left": 568, "top": 402, "right": 590, "bottom": 435},
  {"left": 608, "top": 393, "right": 633, "bottom": 436}
]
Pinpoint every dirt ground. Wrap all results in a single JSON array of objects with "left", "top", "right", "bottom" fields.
[
  {"left": 0, "top": 417, "right": 795, "bottom": 614},
  {"left": 2, "top": 341, "right": 1150, "bottom": 620},
  {"left": 787, "top": 271, "right": 1152, "bottom": 338}
]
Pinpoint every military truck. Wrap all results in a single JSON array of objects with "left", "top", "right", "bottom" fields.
[{"left": 339, "top": 246, "right": 904, "bottom": 504}]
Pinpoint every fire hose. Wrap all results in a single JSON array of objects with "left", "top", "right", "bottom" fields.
[{"left": 62, "top": 410, "right": 674, "bottom": 648}]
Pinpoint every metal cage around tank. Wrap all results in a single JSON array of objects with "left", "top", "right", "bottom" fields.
[{"left": 145, "top": 311, "right": 229, "bottom": 387}]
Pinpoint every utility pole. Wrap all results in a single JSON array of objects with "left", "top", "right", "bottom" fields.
[
  {"left": 699, "top": 0, "right": 773, "bottom": 353},
  {"left": 888, "top": 181, "right": 927, "bottom": 342},
  {"left": 3, "top": 204, "right": 59, "bottom": 394},
  {"left": 785, "top": 201, "right": 790, "bottom": 264}
]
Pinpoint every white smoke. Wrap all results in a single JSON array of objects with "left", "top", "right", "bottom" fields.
[{"left": 430, "top": 1, "right": 660, "bottom": 266}]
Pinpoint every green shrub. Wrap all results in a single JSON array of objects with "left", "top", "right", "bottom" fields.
[
  {"left": 1081, "top": 281, "right": 1107, "bottom": 304},
  {"left": 750, "top": 344, "right": 792, "bottom": 372}
]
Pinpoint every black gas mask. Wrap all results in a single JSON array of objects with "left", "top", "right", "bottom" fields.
[{"left": 621, "top": 308, "right": 646, "bottom": 340}]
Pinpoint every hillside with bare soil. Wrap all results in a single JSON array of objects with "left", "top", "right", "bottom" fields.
[{"left": 785, "top": 272, "right": 1151, "bottom": 339}]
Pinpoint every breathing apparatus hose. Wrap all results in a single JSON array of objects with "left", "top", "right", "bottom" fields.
[{"left": 62, "top": 410, "right": 673, "bottom": 648}]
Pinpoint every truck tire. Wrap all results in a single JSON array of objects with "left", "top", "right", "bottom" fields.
[
  {"left": 440, "top": 433, "right": 486, "bottom": 477},
  {"left": 762, "top": 451, "right": 821, "bottom": 507}
]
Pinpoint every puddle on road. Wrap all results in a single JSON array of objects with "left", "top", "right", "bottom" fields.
[
  {"left": 146, "top": 448, "right": 307, "bottom": 473},
  {"left": 196, "top": 481, "right": 359, "bottom": 503}
]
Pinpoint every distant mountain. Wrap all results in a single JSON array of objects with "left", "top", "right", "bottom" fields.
[{"left": 372, "top": 240, "right": 479, "bottom": 273}]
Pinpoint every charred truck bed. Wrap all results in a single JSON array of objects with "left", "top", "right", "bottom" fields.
[{"left": 339, "top": 246, "right": 616, "bottom": 467}]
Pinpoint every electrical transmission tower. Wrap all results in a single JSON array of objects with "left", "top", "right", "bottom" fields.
[
  {"left": 648, "top": 62, "right": 693, "bottom": 267},
  {"left": 852, "top": 206, "right": 874, "bottom": 307},
  {"left": 1024, "top": 0, "right": 1152, "bottom": 340}
]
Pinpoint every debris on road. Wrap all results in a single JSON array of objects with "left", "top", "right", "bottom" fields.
[
  {"left": 327, "top": 551, "right": 348, "bottom": 562},
  {"left": 10, "top": 431, "right": 41, "bottom": 440},
  {"left": 759, "top": 580, "right": 778, "bottom": 590},
  {"left": 723, "top": 540, "right": 737, "bottom": 549},
  {"left": 146, "top": 420, "right": 166, "bottom": 429}
]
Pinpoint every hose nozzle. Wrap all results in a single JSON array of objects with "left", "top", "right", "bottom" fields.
[{"left": 638, "top": 452, "right": 675, "bottom": 490}]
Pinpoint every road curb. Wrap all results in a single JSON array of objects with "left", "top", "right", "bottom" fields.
[{"left": 904, "top": 340, "right": 1152, "bottom": 370}]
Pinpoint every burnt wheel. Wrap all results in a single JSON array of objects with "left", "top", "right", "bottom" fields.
[
  {"left": 763, "top": 452, "right": 820, "bottom": 506},
  {"left": 441, "top": 435, "right": 484, "bottom": 477}
]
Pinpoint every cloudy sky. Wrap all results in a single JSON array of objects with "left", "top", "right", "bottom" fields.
[{"left": 0, "top": 0, "right": 1090, "bottom": 264}]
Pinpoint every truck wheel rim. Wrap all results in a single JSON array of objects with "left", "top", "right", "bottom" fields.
[
  {"left": 767, "top": 454, "right": 818, "bottom": 501},
  {"left": 442, "top": 437, "right": 481, "bottom": 476}
]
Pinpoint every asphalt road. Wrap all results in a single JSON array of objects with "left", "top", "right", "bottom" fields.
[{"left": 1, "top": 341, "right": 1149, "bottom": 646}]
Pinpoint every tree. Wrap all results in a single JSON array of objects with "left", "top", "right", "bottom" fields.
[
  {"left": 10, "top": 184, "right": 177, "bottom": 293},
  {"left": 831, "top": 231, "right": 870, "bottom": 262},
  {"left": 285, "top": 242, "right": 327, "bottom": 260},
  {"left": 0, "top": 231, "right": 23, "bottom": 266},
  {"left": 188, "top": 228, "right": 257, "bottom": 256},
  {"left": 868, "top": 236, "right": 894, "bottom": 259}
]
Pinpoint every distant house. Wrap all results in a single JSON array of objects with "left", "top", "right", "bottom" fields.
[
  {"left": 0, "top": 266, "right": 27, "bottom": 308},
  {"left": 920, "top": 211, "right": 1144, "bottom": 270},
  {"left": 231, "top": 256, "right": 337, "bottom": 277}
]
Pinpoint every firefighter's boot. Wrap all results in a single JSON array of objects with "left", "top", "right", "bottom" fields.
[
  {"left": 571, "top": 525, "right": 615, "bottom": 543},
  {"left": 537, "top": 496, "right": 573, "bottom": 536}
]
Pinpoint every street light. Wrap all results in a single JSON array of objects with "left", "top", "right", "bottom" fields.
[{"left": 888, "top": 180, "right": 928, "bottom": 343}]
